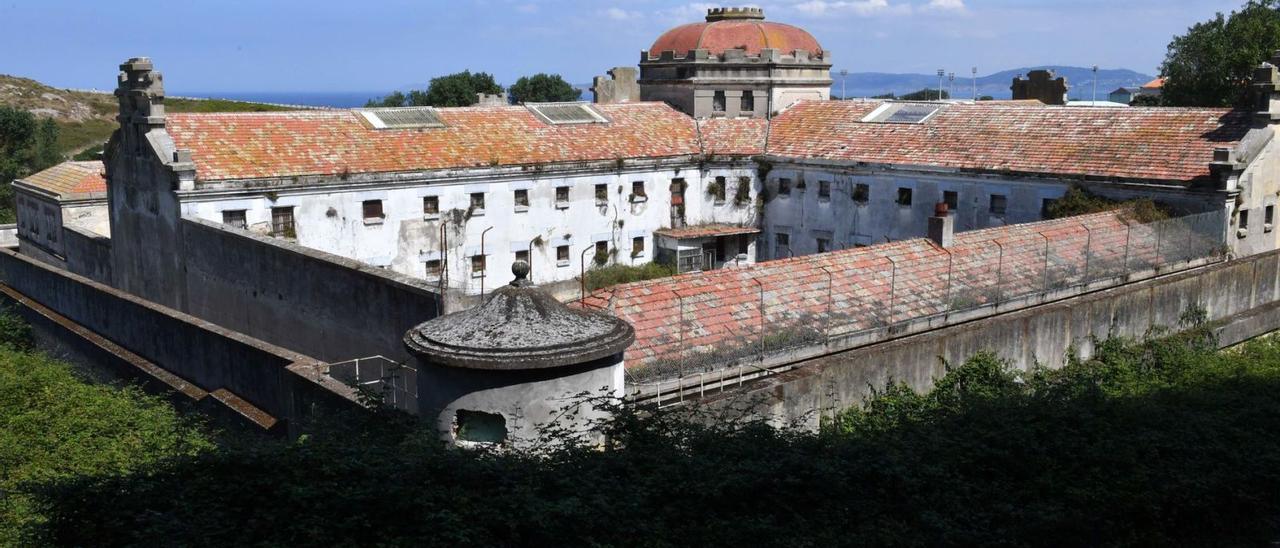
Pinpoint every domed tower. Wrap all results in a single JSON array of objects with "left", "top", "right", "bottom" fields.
[
  {"left": 404, "top": 261, "right": 634, "bottom": 447},
  {"left": 639, "top": 7, "right": 832, "bottom": 119}
]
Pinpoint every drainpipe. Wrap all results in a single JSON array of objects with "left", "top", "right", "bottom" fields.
[
  {"left": 580, "top": 245, "right": 594, "bottom": 302},
  {"left": 479, "top": 226, "right": 493, "bottom": 299},
  {"left": 528, "top": 236, "right": 539, "bottom": 283},
  {"left": 439, "top": 221, "right": 448, "bottom": 314}
]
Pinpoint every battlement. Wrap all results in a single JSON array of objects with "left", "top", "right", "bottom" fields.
[{"left": 705, "top": 7, "right": 764, "bottom": 21}]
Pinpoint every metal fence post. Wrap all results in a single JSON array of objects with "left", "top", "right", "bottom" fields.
[
  {"left": 1080, "top": 221, "right": 1093, "bottom": 285},
  {"left": 820, "top": 265, "right": 834, "bottom": 344},
  {"left": 676, "top": 291, "right": 686, "bottom": 379},
  {"left": 994, "top": 240, "right": 1005, "bottom": 304},
  {"left": 942, "top": 246, "right": 954, "bottom": 314},
  {"left": 886, "top": 256, "right": 898, "bottom": 325},
  {"left": 751, "top": 276, "right": 765, "bottom": 360},
  {"left": 1039, "top": 231, "right": 1050, "bottom": 293},
  {"left": 1154, "top": 218, "right": 1164, "bottom": 269},
  {"left": 1122, "top": 222, "right": 1133, "bottom": 276}
]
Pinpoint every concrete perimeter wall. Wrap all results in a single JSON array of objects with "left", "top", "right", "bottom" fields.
[
  {"left": 698, "top": 248, "right": 1280, "bottom": 429},
  {"left": 0, "top": 247, "right": 359, "bottom": 432},
  {"left": 179, "top": 217, "right": 440, "bottom": 363}
]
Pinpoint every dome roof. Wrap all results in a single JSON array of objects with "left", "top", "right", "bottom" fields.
[
  {"left": 648, "top": 7, "right": 822, "bottom": 58},
  {"left": 404, "top": 261, "right": 634, "bottom": 370}
]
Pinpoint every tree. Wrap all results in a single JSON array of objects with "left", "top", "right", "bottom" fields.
[
  {"left": 32, "top": 118, "right": 60, "bottom": 171},
  {"left": 508, "top": 73, "right": 581, "bottom": 104},
  {"left": 1130, "top": 94, "right": 1162, "bottom": 107},
  {"left": 898, "top": 88, "right": 949, "bottom": 101},
  {"left": 365, "top": 91, "right": 407, "bottom": 108},
  {"left": 421, "top": 70, "right": 503, "bottom": 107},
  {"left": 1160, "top": 0, "right": 1280, "bottom": 107}
]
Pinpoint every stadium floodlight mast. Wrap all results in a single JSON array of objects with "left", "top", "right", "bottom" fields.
[
  {"left": 1092, "top": 65, "right": 1099, "bottom": 104},
  {"left": 971, "top": 66, "right": 978, "bottom": 100},
  {"left": 948, "top": 72, "right": 955, "bottom": 101},
  {"left": 839, "top": 68, "right": 848, "bottom": 100},
  {"left": 937, "top": 69, "right": 945, "bottom": 101}
]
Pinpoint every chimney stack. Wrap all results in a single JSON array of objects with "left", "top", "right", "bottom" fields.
[{"left": 928, "top": 202, "right": 954, "bottom": 248}]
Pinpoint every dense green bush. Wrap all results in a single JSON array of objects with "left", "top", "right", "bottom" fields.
[
  {"left": 0, "top": 313, "right": 213, "bottom": 545},
  {"left": 1045, "top": 185, "right": 1170, "bottom": 223},
  {"left": 22, "top": 309, "right": 1280, "bottom": 545},
  {"left": 583, "top": 261, "right": 677, "bottom": 292}
]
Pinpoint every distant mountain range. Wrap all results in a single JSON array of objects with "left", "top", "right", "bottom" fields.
[{"left": 831, "top": 66, "right": 1156, "bottom": 100}]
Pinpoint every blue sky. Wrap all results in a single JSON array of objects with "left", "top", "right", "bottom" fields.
[{"left": 0, "top": 0, "right": 1244, "bottom": 92}]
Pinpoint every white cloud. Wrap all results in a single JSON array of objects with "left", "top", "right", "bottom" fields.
[
  {"left": 791, "top": 0, "right": 911, "bottom": 17},
  {"left": 603, "top": 7, "right": 643, "bottom": 20},
  {"left": 922, "top": 0, "right": 966, "bottom": 12}
]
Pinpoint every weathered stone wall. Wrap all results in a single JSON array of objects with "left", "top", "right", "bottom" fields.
[
  {"left": 180, "top": 217, "right": 440, "bottom": 363},
  {"left": 696, "top": 247, "right": 1280, "bottom": 429},
  {"left": 62, "top": 224, "right": 112, "bottom": 285},
  {"left": 0, "top": 247, "right": 359, "bottom": 432}
]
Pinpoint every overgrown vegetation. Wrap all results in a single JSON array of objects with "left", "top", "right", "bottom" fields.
[
  {"left": 0, "top": 311, "right": 213, "bottom": 545},
  {"left": 1044, "top": 185, "right": 1171, "bottom": 223},
  {"left": 583, "top": 261, "right": 676, "bottom": 292},
  {"left": 8, "top": 308, "right": 1280, "bottom": 544},
  {"left": 1160, "top": 0, "right": 1280, "bottom": 107}
]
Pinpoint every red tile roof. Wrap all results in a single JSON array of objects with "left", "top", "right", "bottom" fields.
[
  {"left": 167, "top": 103, "right": 702, "bottom": 182},
  {"left": 698, "top": 118, "right": 767, "bottom": 156},
  {"left": 583, "top": 210, "right": 1192, "bottom": 375},
  {"left": 766, "top": 100, "right": 1251, "bottom": 183},
  {"left": 18, "top": 161, "right": 107, "bottom": 198},
  {"left": 656, "top": 224, "right": 760, "bottom": 239},
  {"left": 649, "top": 19, "right": 823, "bottom": 57}
]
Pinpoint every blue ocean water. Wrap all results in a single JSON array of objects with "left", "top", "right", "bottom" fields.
[{"left": 170, "top": 91, "right": 385, "bottom": 108}]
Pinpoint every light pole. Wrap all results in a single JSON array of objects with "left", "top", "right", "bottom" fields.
[
  {"left": 937, "top": 69, "right": 945, "bottom": 101},
  {"left": 948, "top": 72, "right": 955, "bottom": 101},
  {"left": 1091, "top": 65, "right": 1098, "bottom": 104},
  {"left": 839, "top": 68, "right": 848, "bottom": 100},
  {"left": 971, "top": 66, "right": 978, "bottom": 100}
]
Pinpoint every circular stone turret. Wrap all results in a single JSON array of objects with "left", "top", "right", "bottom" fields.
[{"left": 405, "top": 261, "right": 634, "bottom": 446}]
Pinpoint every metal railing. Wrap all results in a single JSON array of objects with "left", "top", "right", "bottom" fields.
[
  {"left": 624, "top": 210, "right": 1228, "bottom": 407},
  {"left": 327, "top": 355, "right": 418, "bottom": 414}
]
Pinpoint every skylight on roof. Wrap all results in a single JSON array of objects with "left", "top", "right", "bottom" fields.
[
  {"left": 526, "top": 103, "right": 608, "bottom": 125},
  {"left": 358, "top": 107, "right": 445, "bottom": 129},
  {"left": 861, "top": 103, "right": 944, "bottom": 124}
]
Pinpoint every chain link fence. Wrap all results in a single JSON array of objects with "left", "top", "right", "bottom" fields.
[{"left": 622, "top": 209, "right": 1227, "bottom": 402}]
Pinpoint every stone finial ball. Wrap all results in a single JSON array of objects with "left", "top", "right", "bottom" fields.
[{"left": 512, "top": 260, "right": 530, "bottom": 280}]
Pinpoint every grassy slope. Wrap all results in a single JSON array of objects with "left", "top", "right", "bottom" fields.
[{"left": 1, "top": 74, "right": 294, "bottom": 158}]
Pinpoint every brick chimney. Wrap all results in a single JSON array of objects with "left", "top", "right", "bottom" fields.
[{"left": 928, "top": 202, "right": 954, "bottom": 248}]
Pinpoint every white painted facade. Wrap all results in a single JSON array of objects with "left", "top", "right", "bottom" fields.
[{"left": 177, "top": 161, "right": 762, "bottom": 298}]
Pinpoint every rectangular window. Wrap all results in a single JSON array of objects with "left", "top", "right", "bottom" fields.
[
  {"left": 712, "top": 176, "right": 726, "bottom": 203},
  {"left": 594, "top": 240, "right": 609, "bottom": 264},
  {"left": 423, "top": 196, "right": 439, "bottom": 215},
  {"left": 632, "top": 236, "right": 644, "bottom": 256},
  {"left": 712, "top": 90, "right": 726, "bottom": 112},
  {"left": 514, "top": 189, "right": 529, "bottom": 208},
  {"left": 1041, "top": 197, "right": 1057, "bottom": 218},
  {"left": 818, "top": 180, "right": 831, "bottom": 200},
  {"left": 738, "top": 234, "right": 750, "bottom": 255},
  {"left": 631, "top": 181, "right": 646, "bottom": 199},
  {"left": 470, "top": 192, "right": 485, "bottom": 212},
  {"left": 817, "top": 238, "right": 830, "bottom": 253},
  {"left": 271, "top": 206, "right": 295, "bottom": 237},
  {"left": 778, "top": 178, "right": 792, "bottom": 196},
  {"left": 740, "top": 90, "right": 755, "bottom": 113},
  {"left": 989, "top": 194, "right": 1007, "bottom": 215},
  {"left": 362, "top": 199, "right": 384, "bottom": 221},
  {"left": 1240, "top": 209, "right": 1250, "bottom": 230},
  {"left": 556, "top": 186, "right": 570, "bottom": 206},
  {"left": 424, "top": 259, "right": 442, "bottom": 278},
  {"left": 896, "top": 188, "right": 912, "bottom": 206},
  {"left": 1267, "top": 205, "right": 1275, "bottom": 231},
  {"left": 775, "top": 233, "right": 791, "bottom": 257},
  {"left": 853, "top": 183, "right": 869, "bottom": 203},
  {"left": 557, "top": 245, "right": 570, "bottom": 266},
  {"left": 944, "top": 190, "right": 958, "bottom": 211},
  {"left": 515, "top": 249, "right": 529, "bottom": 264},
  {"left": 471, "top": 255, "right": 486, "bottom": 274},
  {"left": 222, "top": 209, "right": 247, "bottom": 230},
  {"left": 595, "top": 183, "right": 608, "bottom": 205}
]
